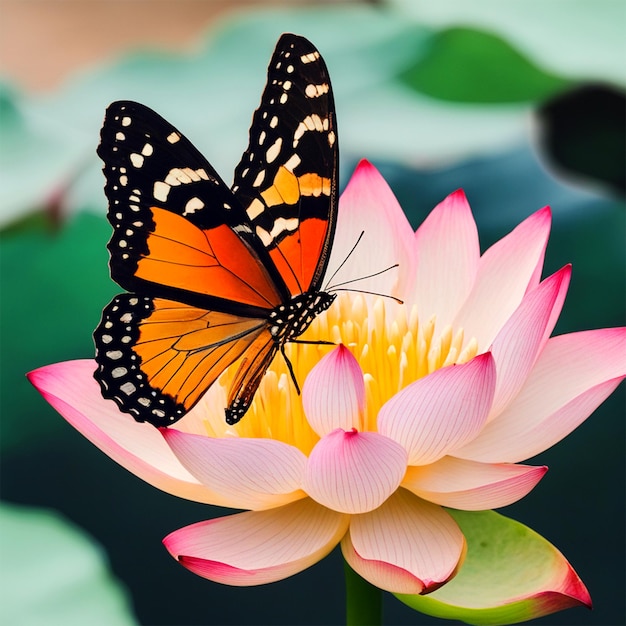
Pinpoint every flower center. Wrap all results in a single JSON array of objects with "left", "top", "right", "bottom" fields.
[{"left": 197, "top": 294, "right": 477, "bottom": 453}]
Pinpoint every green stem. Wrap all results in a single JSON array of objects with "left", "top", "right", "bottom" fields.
[{"left": 344, "top": 559, "right": 383, "bottom": 626}]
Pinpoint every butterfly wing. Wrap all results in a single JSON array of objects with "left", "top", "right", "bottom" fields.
[
  {"left": 232, "top": 33, "right": 338, "bottom": 297},
  {"left": 94, "top": 34, "right": 338, "bottom": 427},
  {"left": 97, "top": 100, "right": 285, "bottom": 314},
  {"left": 95, "top": 295, "right": 267, "bottom": 426},
  {"left": 94, "top": 101, "right": 285, "bottom": 424}
]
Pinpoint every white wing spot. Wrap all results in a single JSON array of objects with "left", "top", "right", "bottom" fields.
[
  {"left": 305, "top": 83, "right": 329, "bottom": 98},
  {"left": 153, "top": 181, "right": 170, "bottom": 202},
  {"left": 252, "top": 170, "right": 265, "bottom": 187},
  {"left": 258, "top": 131, "right": 266, "bottom": 146},
  {"left": 121, "top": 382, "right": 137, "bottom": 395},
  {"left": 284, "top": 153, "right": 301, "bottom": 172},
  {"left": 300, "top": 52, "right": 320, "bottom": 64},
  {"left": 246, "top": 198, "right": 265, "bottom": 220},
  {"left": 106, "top": 350, "right": 123, "bottom": 360},
  {"left": 119, "top": 175, "right": 128, "bottom": 186},
  {"left": 121, "top": 116, "right": 132, "bottom": 127},
  {"left": 130, "top": 153, "right": 144, "bottom": 168},
  {"left": 283, "top": 80, "right": 292, "bottom": 91},
  {"left": 115, "top": 132, "right": 125, "bottom": 141},
  {"left": 279, "top": 93, "right": 288, "bottom": 104},
  {"left": 141, "top": 143, "right": 154, "bottom": 156},
  {"left": 269, "top": 115, "right": 278, "bottom": 129},
  {"left": 167, "top": 132, "right": 181, "bottom": 144},
  {"left": 111, "top": 367, "right": 128, "bottom": 378},
  {"left": 265, "top": 137, "right": 282, "bottom": 163},
  {"left": 184, "top": 197, "right": 205, "bottom": 215}
]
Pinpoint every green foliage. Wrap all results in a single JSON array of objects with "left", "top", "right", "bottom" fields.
[
  {"left": 399, "top": 27, "right": 573, "bottom": 103},
  {"left": 0, "top": 502, "right": 136, "bottom": 625}
]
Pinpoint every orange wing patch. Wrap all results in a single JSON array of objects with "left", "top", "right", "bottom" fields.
[
  {"left": 136, "top": 208, "right": 282, "bottom": 309},
  {"left": 134, "top": 298, "right": 266, "bottom": 407},
  {"left": 94, "top": 295, "right": 267, "bottom": 423}
]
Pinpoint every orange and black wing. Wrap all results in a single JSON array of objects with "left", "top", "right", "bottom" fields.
[
  {"left": 232, "top": 34, "right": 338, "bottom": 297},
  {"left": 96, "top": 100, "right": 286, "bottom": 314},
  {"left": 95, "top": 295, "right": 268, "bottom": 426},
  {"left": 94, "top": 34, "right": 338, "bottom": 426}
]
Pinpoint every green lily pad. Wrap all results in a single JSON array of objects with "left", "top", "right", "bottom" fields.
[
  {"left": 396, "top": 509, "right": 590, "bottom": 625},
  {"left": 399, "top": 27, "right": 573, "bottom": 103},
  {"left": 0, "top": 502, "right": 136, "bottom": 625}
]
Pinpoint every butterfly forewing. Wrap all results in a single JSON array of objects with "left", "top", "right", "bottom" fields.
[
  {"left": 97, "top": 101, "right": 282, "bottom": 313},
  {"left": 94, "top": 34, "right": 338, "bottom": 426},
  {"left": 232, "top": 34, "right": 338, "bottom": 297}
]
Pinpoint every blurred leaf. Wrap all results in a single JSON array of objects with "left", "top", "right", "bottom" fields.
[
  {"left": 0, "top": 82, "right": 93, "bottom": 228},
  {"left": 1, "top": 213, "right": 116, "bottom": 453},
  {"left": 389, "top": 0, "right": 626, "bottom": 87},
  {"left": 399, "top": 27, "right": 573, "bottom": 103},
  {"left": 537, "top": 84, "right": 626, "bottom": 195},
  {"left": 0, "top": 502, "right": 136, "bottom": 625}
]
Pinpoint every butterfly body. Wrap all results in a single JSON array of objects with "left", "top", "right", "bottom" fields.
[{"left": 94, "top": 34, "right": 338, "bottom": 427}]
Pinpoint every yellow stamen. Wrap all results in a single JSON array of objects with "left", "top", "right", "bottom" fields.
[{"left": 196, "top": 294, "right": 478, "bottom": 454}]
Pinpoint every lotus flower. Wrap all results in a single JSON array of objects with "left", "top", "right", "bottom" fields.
[{"left": 29, "top": 160, "right": 625, "bottom": 624}]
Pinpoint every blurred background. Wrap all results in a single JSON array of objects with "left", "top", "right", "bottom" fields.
[{"left": 1, "top": 1, "right": 624, "bottom": 624}]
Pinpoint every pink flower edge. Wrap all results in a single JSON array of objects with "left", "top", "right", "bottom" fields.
[{"left": 163, "top": 498, "right": 349, "bottom": 586}]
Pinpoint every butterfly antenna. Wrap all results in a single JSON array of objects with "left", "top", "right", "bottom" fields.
[
  {"left": 327, "top": 263, "right": 403, "bottom": 304},
  {"left": 330, "top": 287, "right": 404, "bottom": 304},
  {"left": 327, "top": 263, "right": 399, "bottom": 291},
  {"left": 324, "top": 230, "right": 365, "bottom": 288}
]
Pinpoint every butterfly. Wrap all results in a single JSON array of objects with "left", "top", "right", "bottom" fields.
[{"left": 93, "top": 34, "right": 338, "bottom": 427}]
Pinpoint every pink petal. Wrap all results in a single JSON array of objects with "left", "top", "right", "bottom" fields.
[
  {"left": 161, "top": 428, "right": 307, "bottom": 511},
  {"left": 403, "top": 456, "right": 547, "bottom": 510},
  {"left": 377, "top": 353, "right": 496, "bottom": 465},
  {"left": 304, "top": 429, "right": 407, "bottom": 514},
  {"left": 456, "top": 327, "right": 626, "bottom": 462},
  {"left": 163, "top": 498, "right": 349, "bottom": 586},
  {"left": 453, "top": 207, "right": 552, "bottom": 350},
  {"left": 27, "top": 360, "right": 224, "bottom": 505},
  {"left": 302, "top": 345, "right": 365, "bottom": 436},
  {"left": 488, "top": 266, "right": 571, "bottom": 418},
  {"left": 324, "top": 160, "right": 415, "bottom": 299},
  {"left": 341, "top": 489, "right": 465, "bottom": 594},
  {"left": 410, "top": 189, "right": 480, "bottom": 329}
]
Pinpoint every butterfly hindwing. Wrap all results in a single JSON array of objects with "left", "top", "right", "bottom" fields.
[
  {"left": 94, "top": 294, "right": 267, "bottom": 426},
  {"left": 95, "top": 34, "right": 338, "bottom": 426},
  {"left": 233, "top": 34, "right": 338, "bottom": 297}
]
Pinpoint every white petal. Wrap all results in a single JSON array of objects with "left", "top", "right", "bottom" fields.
[
  {"left": 342, "top": 489, "right": 465, "bottom": 594},
  {"left": 164, "top": 498, "right": 349, "bottom": 585},
  {"left": 378, "top": 353, "right": 496, "bottom": 464},
  {"left": 302, "top": 345, "right": 365, "bottom": 436},
  {"left": 325, "top": 160, "right": 416, "bottom": 299},
  {"left": 403, "top": 456, "right": 547, "bottom": 510},
  {"left": 488, "top": 266, "right": 571, "bottom": 418},
  {"left": 453, "top": 207, "right": 551, "bottom": 350},
  {"left": 162, "top": 428, "right": 307, "bottom": 510},
  {"left": 304, "top": 429, "right": 407, "bottom": 514},
  {"left": 456, "top": 328, "right": 626, "bottom": 462},
  {"left": 410, "top": 189, "right": 480, "bottom": 329}
]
